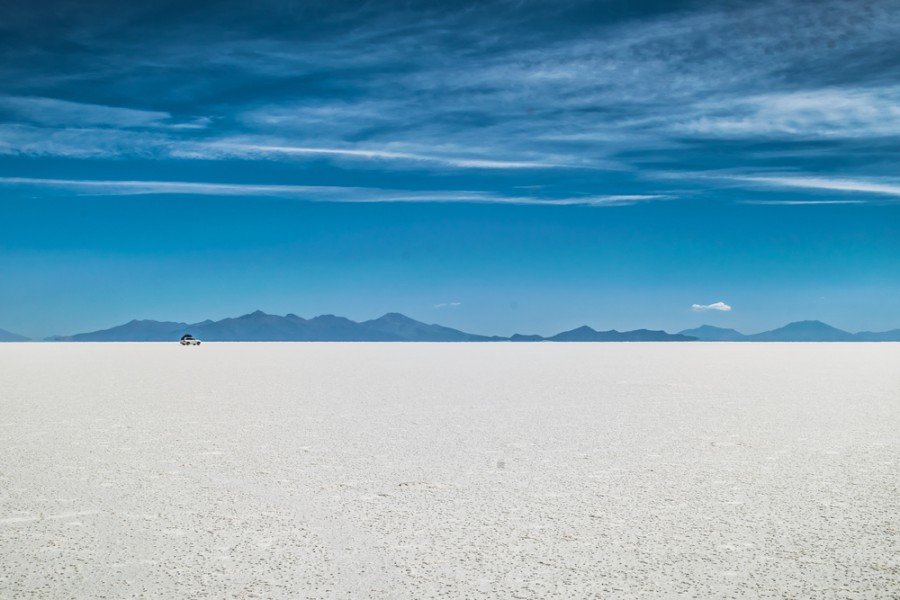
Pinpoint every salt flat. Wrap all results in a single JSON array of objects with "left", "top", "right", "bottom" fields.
[{"left": 1, "top": 343, "right": 898, "bottom": 599}]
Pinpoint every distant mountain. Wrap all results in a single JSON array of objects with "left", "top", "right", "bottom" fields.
[
  {"left": 50, "top": 319, "right": 191, "bottom": 342},
  {"left": 0, "top": 327, "right": 30, "bottom": 342},
  {"left": 188, "top": 311, "right": 389, "bottom": 341},
  {"left": 509, "top": 333, "right": 545, "bottom": 342},
  {"left": 854, "top": 329, "right": 900, "bottom": 342},
  {"left": 46, "top": 313, "right": 900, "bottom": 343},
  {"left": 50, "top": 311, "right": 486, "bottom": 342},
  {"left": 622, "top": 329, "right": 698, "bottom": 342},
  {"left": 747, "top": 320, "right": 856, "bottom": 342},
  {"left": 548, "top": 325, "right": 600, "bottom": 342},
  {"left": 361, "top": 312, "right": 488, "bottom": 341},
  {"left": 679, "top": 325, "right": 748, "bottom": 341},
  {"left": 682, "top": 320, "right": 900, "bottom": 342},
  {"left": 548, "top": 325, "right": 695, "bottom": 342}
]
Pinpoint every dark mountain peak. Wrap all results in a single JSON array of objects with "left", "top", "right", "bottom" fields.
[
  {"left": 549, "top": 325, "right": 601, "bottom": 341},
  {"left": 686, "top": 325, "right": 742, "bottom": 334},
  {"left": 679, "top": 325, "right": 747, "bottom": 341},
  {"left": 601, "top": 328, "right": 696, "bottom": 341},
  {"left": 781, "top": 320, "right": 837, "bottom": 330},
  {"left": 367, "top": 312, "right": 425, "bottom": 327},
  {"left": 551, "top": 325, "right": 695, "bottom": 342},
  {"left": 311, "top": 314, "right": 355, "bottom": 323},
  {"left": 241, "top": 310, "right": 270, "bottom": 318},
  {"left": 376, "top": 312, "right": 416, "bottom": 322},
  {"left": 363, "top": 312, "right": 483, "bottom": 341},
  {"left": 749, "top": 320, "right": 854, "bottom": 342},
  {"left": 124, "top": 318, "right": 166, "bottom": 325},
  {"left": 510, "top": 333, "right": 545, "bottom": 342},
  {"left": 571, "top": 325, "right": 598, "bottom": 333},
  {"left": 626, "top": 329, "right": 697, "bottom": 341}
]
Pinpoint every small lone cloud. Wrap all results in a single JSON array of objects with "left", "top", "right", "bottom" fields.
[
  {"left": 692, "top": 302, "right": 732, "bottom": 312},
  {"left": 434, "top": 302, "right": 461, "bottom": 309}
]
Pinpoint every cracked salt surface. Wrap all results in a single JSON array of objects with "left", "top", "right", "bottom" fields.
[{"left": 1, "top": 342, "right": 899, "bottom": 598}]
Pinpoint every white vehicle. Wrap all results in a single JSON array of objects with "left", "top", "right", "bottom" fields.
[{"left": 180, "top": 334, "right": 201, "bottom": 346}]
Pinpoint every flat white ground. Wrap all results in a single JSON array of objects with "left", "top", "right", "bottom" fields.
[{"left": 1, "top": 343, "right": 898, "bottom": 599}]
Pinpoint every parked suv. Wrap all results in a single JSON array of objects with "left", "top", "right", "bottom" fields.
[{"left": 180, "top": 334, "right": 201, "bottom": 346}]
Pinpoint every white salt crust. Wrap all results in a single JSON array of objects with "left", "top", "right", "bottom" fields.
[{"left": 1, "top": 342, "right": 898, "bottom": 598}]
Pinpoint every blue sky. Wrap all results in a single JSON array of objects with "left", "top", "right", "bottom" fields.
[{"left": 2, "top": 0, "right": 899, "bottom": 338}]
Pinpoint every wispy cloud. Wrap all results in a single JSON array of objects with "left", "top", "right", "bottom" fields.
[
  {"left": 0, "top": 124, "right": 173, "bottom": 158},
  {"left": 434, "top": 302, "right": 461, "bottom": 309},
  {"left": 188, "top": 142, "right": 569, "bottom": 170},
  {"left": 0, "top": 177, "right": 668, "bottom": 206},
  {"left": 669, "top": 88, "right": 900, "bottom": 139},
  {"left": 0, "top": 96, "right": 170, "bottom": 128},
  {"left": 740, "top": 200, "right": 868, "bottom": 205},
  {"left": 656, "top": 171, "right": 900, "bottom": 203},
  {"left": 692, "top": 302, "right": 732, "bottom": 312},
  {"left": 2, "top": 0, "right": 899, "bottom": 202},
  {"left": 735, "top": 176, "right": 900, "bottom": 197},
  {"left": 0, "top": 127, "right": 580, "bottom": 170},
  {"left": 0, "top": 96, "right": 206, "bottom": 130}
]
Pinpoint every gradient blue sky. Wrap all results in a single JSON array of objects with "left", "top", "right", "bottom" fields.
[{"left": 2, "top": 0, "right": 899, "bottom": 338}]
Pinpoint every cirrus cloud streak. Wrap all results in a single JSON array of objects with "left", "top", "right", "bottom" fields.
[{"left": 0, "top": 177, "right": 668, "bottom": 207}]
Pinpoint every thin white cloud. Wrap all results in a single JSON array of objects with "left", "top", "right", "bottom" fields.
[
  {"left": 433, "top": 302, "right": 462, "bottom": 309},
  {"left": 0, "top": 177, "right": 669, "bottom": 206},
  {"left": 169, "top": 117, "right": 213, "bottom": 130},
  {"left": 656, "top": 171, "right": 900, "bottom": 203},
  {"left": 446, "top": 158, "right": 563, "bottom": 169},
  {"left": 191, "top": 142, "right": 570, "bottom": 170},
  {"left": 692, "top": 302, "right": 732, "bottom": 312},
  {"left": 0, "top": 126, "right": 577, "bottom": 169},
  {"left": 0, "top": 96, "right": 205, "bottom": 130},
  {"left": 736, "top": 175, "right": 900, "bottom": 197},
  {"left": 0, "top": 177, "right": 330, "bottom": 197},
  {"left": 552, "top": 195, "right": 670, "bottom": 206},
  {"left": 672, "top": 88, "right": 900, "bottom": 139},
  {"left": 0, "top": 124, "right": 161, "bottom": 158},
  {"left": 0, "top": 96, "right": 169, "bottom": 128},
  {"left": 740, "top": 200, "right": 867, "bottom": 205}
]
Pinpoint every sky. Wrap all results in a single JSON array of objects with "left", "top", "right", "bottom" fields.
[{"left": 2, "top": 0, "right": 899, "bottom": 338}]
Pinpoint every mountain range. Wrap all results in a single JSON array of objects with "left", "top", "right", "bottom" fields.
[
  {"left": 2, "top": 314, "right": 898, "bottom": 342},
  {"left": 39, "top": 311, "right": 692, "bottom": 342},
  {"left": 44, "top": 312, "right": 491, "bottom": 342},
  {"left": 679, "top": 320, "right": 900, "bottom": 342}
]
